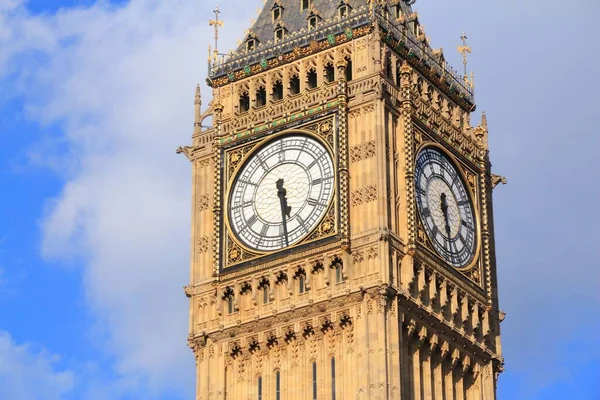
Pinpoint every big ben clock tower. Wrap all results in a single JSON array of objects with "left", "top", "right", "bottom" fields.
[{"left": 179, "top": 1, "right": 504, "bottom": 399}]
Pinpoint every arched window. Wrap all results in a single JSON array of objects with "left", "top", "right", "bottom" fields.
[
  {"left": 345, "top": 57, "right": 353, "bottom": 81},
  {"left": 335, "top": 266, "right": 343, "bottom": 284},
  {"left": 223, "top": 287, "right": 235, "bottom": 315},
  {"left": 263, "top": 286, "right": 269, "bottom": 304},
  {"left": 224, "top": 366, "right": 228, "bottom": 400},
  {"left": 312, "top": 361, "right": 318, "bottom": 400},
  {"left": 325, "top": 63, "right": 335, "bottom": 83},
  {"left": 290, "top": 74, "right": 300, "bottom": 95},
  {"left": 299, "top": 274, "right": 306, "bottom": 294},
  {"left": 273, "top": 80, "right": 284, "bottom": 101},
  {"left": 332, "top": 257, "right": 344, "bottom": 284},
  {"left": 275, "top": 370, "right": 281, "bottom": 400},
  {"left": 307, "top": 69, "right": 318, "bottom": 89},
  {"left": 256, "top": 86, "right": 267, "bottom": 107},
  {"left": 258, "top": 376, "right": 263, "bottom": 400},
  {"left": 395, "top": 64, "right": 402, "bottom": 87},
  {"left": 331, "top": 357, "right": 336, "bottom": 400},
  {"left": 227, "top": 296, "right": 234, "bottom": 314},
  {"left": 239, "top": 92, "right": 250, "bottom": 112}
]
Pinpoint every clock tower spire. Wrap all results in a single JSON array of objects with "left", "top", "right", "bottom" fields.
[{"left": 181, "top": 1, "right": 504, "bottom": 399}]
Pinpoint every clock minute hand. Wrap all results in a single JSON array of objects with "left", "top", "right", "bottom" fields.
[
  {"left": 276, "top": 179, "right": 292, "bottom": 247},
  {"left": 440, "top": 192, "right": 452, "bottom": 238}
]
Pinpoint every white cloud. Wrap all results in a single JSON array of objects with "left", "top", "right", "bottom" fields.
[
  {"left": 1, "top": 0, "right": 261, "bottom": 397},
  {"left": 0, "top": 330, "right": 74, "bottom": 399}
]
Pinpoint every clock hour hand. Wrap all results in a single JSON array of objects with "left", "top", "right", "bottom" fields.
[
  {"left": 276, "top": 179, "right": 292, "bottom": 246},
  {"left": 440, "top": 192, "right": 452, "bottom": 238}
]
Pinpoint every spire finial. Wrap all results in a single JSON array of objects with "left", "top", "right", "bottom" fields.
[
  {"left": 208, "top": 7, "right": 224, "bottom": 63},
  {"left": 457, "top": 33, "right": 471, "bottom": 76},
  {"left": 194, "top": 84, "right": 202, "bottom": 133},
  {"left": 481, "top": 111, "right": 488, "bottom": 130}
]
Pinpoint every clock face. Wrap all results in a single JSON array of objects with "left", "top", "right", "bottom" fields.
[
  {"left": 229, "top": 135, "right": 335, "bottom": 252},
  {"left": 415, "top": 147, "right": 477, "bottom": 268}
]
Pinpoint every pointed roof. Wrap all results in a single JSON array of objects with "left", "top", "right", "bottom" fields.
[{"left": 237, "top": 0, "right": 413, "bottom": 53}]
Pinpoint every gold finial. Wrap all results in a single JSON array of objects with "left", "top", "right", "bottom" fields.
[
  {"left": 194, "top": 84, "right": 201, "bottom": 106},
  {"left": 209, "top": 7, "right": 224, "bottom": 62},
  {"left": 194, "top": 84, "right": 202, "bottom": 133},
  {"left": 457, "top": 32, "right": 472, "bottom": 78}
]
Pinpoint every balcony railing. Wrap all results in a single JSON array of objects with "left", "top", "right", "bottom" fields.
[{"left": 209, "top": 4, "right": 473, "bottom": 103}]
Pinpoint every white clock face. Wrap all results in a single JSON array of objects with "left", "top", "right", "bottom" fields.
[
  {"left": 415, "top": 147, "right": 477, "bottom": 268},
  {"left": 229, "top": 135, "right": 335, "bottom": 252}
]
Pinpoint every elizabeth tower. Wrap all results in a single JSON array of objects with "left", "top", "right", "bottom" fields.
[{"left": 179, "top": 1, "right": 504, "bottom": 399}]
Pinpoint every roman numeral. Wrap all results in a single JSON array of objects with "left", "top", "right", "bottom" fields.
[
  {"left": 238, "top": 179, "right": 257, "bottom": 186},
  {"left": 233, "top": 201, "right": 252, "bottom": 210},
  {"left": 307, "top": 199, "right": 325, "bottom": 207},
  {"left": 260, "top": 224, "right": 269, "bottom": 237},
  {"left": 247, "top": 215, "right": 258, "bottom": 227},
  {"left": 312, "top": 178, "right": 323, "bottom": 186}
]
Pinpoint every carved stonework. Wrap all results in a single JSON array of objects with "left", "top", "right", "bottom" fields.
[
  {"left": 185, "top": 3, "right": 503, "bottom": 398},
  {"left": 350, "top": 185, "right": 378, "bottom": 207},
  {"left": 197, "top": 237, "right": 210, "bottom": 254},
  {"left": 198, "top": 194, "right": 210, "bottom": 212}
]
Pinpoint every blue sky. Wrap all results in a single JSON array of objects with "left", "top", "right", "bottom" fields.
[{"left": 0, "top": 0, "right": 598, "bottom": 399}]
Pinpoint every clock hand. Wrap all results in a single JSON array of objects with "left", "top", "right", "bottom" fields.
[
  {"left": 440, "top": 192, "right": 452, "bottom": 238},
  {"left": 276, "top": 179, "right": 292, "bottom": 247}
]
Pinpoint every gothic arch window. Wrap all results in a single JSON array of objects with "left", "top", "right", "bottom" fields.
[
  {"left": 258, "top": 375, "right": 263, "bottom": 400},
  {"left": 272, "top": 80, "right": 284, "bottom": 101},
  {"left": 247, "top": 38, "right": 256, "bottom": 51},
  {"left": 312, "top": 361, "right": 318, "bottom": 400},
  {"left": 275, "top": 370, "right": 281, "bottom": 400},
  {"left": 331, "top": 256, "right": 344, "bottom": 284},
  {"left": 295, "top": 268, "right": 307, "bottom": 294},
  {"left": 239, "top": 92, "right": 250, "bottom": 112},
  {"left": 222, "top": 287, "right": 235, "bottom": 314},
  {"left": 307, "top": 69, "right": 318, "bottom": 89},
  {"left": 256, "top": 86, "right": 267, "bottom": 107},
  {"left": 224, "top": 366, "right": 228, "bottom": 400},
  {"left": 395, "top": 63, "right": 402, "bottom": 87},
  {"left": 325, "top": 63, "right": 335, "bottom": 83},
  {"left": 308, "top": 16, "right": 318, "bottom": 29},
  {"left": 345, "top": 57, "right": 353, "bottom": 81},
  {"left": 331, "top": 357, "right": 337, "bottom": 400},
  {"left": 290, "top": 74, "right": 300, "bottom": 95},
  {"left": 259, "top": 278, "right": 270, "bottom": 304}
]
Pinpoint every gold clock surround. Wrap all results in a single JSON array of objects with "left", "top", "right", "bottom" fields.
[
  {"left": 414, "top": 142, "right": 483, "bottom": 274},
  {"left": 220, "top": 115, "right": 342, "bottom": 272}
]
